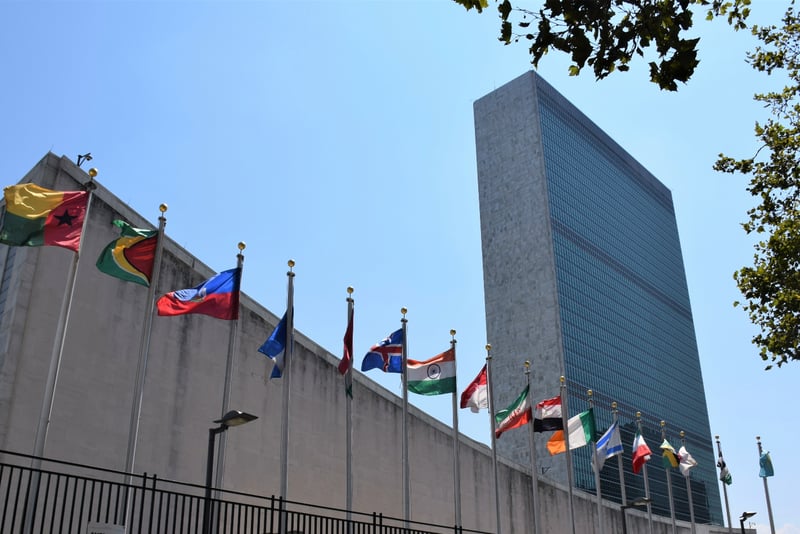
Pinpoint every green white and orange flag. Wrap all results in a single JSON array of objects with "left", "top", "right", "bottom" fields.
[
  {"left": 96, "top": 220, "right": 158, "bottom": 286},
  {"left": 547, "top": 408, "right": 596, "bottom": 455},
  {"left": 0, "top": 184, "right": 88, "bottom": 252},
  {"left": 407, "top": 348, "right": 456, "bottom": 396}
]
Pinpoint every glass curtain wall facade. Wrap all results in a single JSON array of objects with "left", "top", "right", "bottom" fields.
[{"left": 474, "top": 71, "right": 722, "bottom": 524}]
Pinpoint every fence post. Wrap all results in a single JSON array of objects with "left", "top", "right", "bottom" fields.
[
  {"left": 147, "top": 474, "right": 157, "bottom": 533},
  {"left": 137, "top": 472, "right": 147, "bottom": 534}
]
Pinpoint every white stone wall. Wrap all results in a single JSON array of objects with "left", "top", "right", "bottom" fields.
[{"left": 0, "top": 154, "right": 732, "bottom": 534}]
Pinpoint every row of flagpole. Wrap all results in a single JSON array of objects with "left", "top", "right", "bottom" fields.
[{"left": 2, "top": 176, "right": 781, "bottom": 534}]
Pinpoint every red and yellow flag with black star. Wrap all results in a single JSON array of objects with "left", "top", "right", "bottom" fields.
[{"left": 0, "top": 183, "right": 88, "bottom": 252}]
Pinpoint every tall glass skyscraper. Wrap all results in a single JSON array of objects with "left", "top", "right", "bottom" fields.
[{"left": 474, "top": 71, "right": 722, "bottom": 524}]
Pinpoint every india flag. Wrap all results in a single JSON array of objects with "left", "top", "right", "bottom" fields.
[{"left": 407, "top": 348, "right": 456, "bottom": 396}]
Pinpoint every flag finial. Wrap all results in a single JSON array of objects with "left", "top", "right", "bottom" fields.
[
  {"left": 401, "top": 307, "right": 407, "bottom": 316},
  {"left": 636, "top": 411, "right": 641, "bottom": 420},
  {"left": 612, "top": 401, "right": 617, "bottom": 411},
  {"left": 159, "top": 203, "right": 168, "bottom": 214},
  {"left": 715, "top": 434, "right": 719, "bottom": 439},
  {"left": 287, "top": 259, "right": 295, "bottom": 269},
  {"left": 680, "top": 430, "right": 685, "bottom": 438},
  {"left": 88, "top": 167, "right": 98, "bottom": 178},
  {"left": 347, "top": 286, "right": 354, "bottom": 295},
  {"left": 450, "top": 328, "right": 456, "bottom": 337},
  {"left": 560, "top": 375, "right": 565, "bottom": 384},
  {"left": 661, "top": 420, "right": 666, "bottom": 428},
  {"left": 587, "top": 389, "right": 593, "bottom": 398},
  {"left": 238, "top": 241, "right": 246, "bottom": 252}
]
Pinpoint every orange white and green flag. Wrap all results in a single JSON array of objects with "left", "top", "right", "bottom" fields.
[
  {"left": 96, "top": 220, "right": 158, "bottom": 286},
  {"left": 407, "top": 348, "right": 456, "bottom": 396},
  {"left": 0, "top": 184, "right": 88, "bottom": 252}
]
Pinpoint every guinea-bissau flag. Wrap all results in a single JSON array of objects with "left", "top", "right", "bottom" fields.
[
  {"left": 0, "top": 183, "right": 88, "bottom": 252},
  {"left": 96, "top": 220, "right": 158, "bottom": 286}
]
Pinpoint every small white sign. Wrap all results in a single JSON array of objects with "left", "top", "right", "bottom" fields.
[{"left": 86, "top": 522, "right": 125, "bottom": 534}]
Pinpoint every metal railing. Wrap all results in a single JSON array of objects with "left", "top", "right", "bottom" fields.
[{"left": 0, "top": 449, "right": 489, "bottom": 534}]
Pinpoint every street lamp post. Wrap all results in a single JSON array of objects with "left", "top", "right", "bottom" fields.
[
  {"left": 621, "top": 497, "right": 652, "bottom": 534},
  {"left": 739, "top": 512, "right": 757, "bottom": 534},
  {"left": 203, "top": 410, "right": 258, "bottom": 534}
]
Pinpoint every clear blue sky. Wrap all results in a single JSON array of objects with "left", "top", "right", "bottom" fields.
[{"left": 2, "top": 1, "right": 798, "bottom": 533}]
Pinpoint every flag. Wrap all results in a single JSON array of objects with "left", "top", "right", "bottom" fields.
[
  {"left": 1, "top": 183, "right": 88, "bottom": 252},
  {"left": 632, "top": 430, "right": 652, "bottom": 474},
  {"left": 361, "top": 329, "right": 403, "bottom": 373},
  {"left": 96, "top": 220, "right": 158, "bottom": 286},
  {"left": 546, "top": 409, "right": 596, "bottom": 455},
  {"left": 533, "top": 395, "right": 563, "bottom": 432},
  {"left": 259, "top": 312, "right": 288, "bottom": 378},
  {"left": 594, "top": 421, "right": 624, "bottom": 471},
  {"left": 407, "top": 348, "right": 456, "bottom": 396},
  {"left": 156, "top": 268, "right": 241, "bottom": 319},
  {"left": 495, "top": 385, "right": 532, "bottom": 438},
  {"left": 661, "top": 439, "right": 680, "bottom": 468},
  {"left": 679, "top": 445, "right": 697, "bottom": 476},
  {"left": 759, "top": 451, "right": 774, "bottom": 478},
  {"left": 460, "top": 364, "right": 488, "bottom": 412},
  {"left": 717, "top": 453, "right": 732, "bottom": 485},
  {"left": 339, "top": 304, "right": 354, "bottom": 397}
]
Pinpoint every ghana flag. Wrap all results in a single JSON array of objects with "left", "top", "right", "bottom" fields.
[
  {"left": 0, "top": 184, "right": 88, "bottom": 252},
  {"left": 96, "top": 220, "right": 158, "bottom": 286}
]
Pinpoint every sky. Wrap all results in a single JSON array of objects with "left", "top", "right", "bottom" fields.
[{"left": 1, "top": 1, "right": 798, "bottom": 533}]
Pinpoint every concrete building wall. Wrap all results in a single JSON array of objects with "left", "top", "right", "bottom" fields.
[
  {"left": 0, "top": 153, "right": 730, "bottom": 533},
  {"left": 473, "top": 72, "right": 566, "bottom": 478}
]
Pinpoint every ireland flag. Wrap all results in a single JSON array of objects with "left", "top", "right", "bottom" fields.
[{"left": 407, "top": 348, "right": 456, "bottom": 396}]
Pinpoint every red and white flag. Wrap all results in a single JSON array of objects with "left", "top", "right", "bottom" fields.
[
  {"left": 460, "top": 364, "right": 488, "bottom": 413},
  {"left": 632, "top": 430, "right": 652, "bottom": 474}
]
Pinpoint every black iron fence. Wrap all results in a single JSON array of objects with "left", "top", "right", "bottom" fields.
[{"left": 0, "top": 449, "right": 490, "bottom": 534}]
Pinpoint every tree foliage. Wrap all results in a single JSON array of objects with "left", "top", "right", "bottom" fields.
[
  {"left": 715, "top": 5, "right": 800, "bottom": 368},
  {"left": 452, "top": 0, "right": 751, "bottom": 90}
]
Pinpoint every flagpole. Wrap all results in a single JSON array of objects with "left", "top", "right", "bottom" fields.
[
  {"left": 588, "top": 390, "right": 604, "bottom": 534},
  {"left": 449, "top": 330, "right": 462, "bottom": 531},
  {"left": 560, "top": 376, "right": 577, "bottom": 534},
  {"left": 524, "top": 361, "right": 540, "bottom": 534},
  {"left": 123, "top": 203, "right": 167, "bottom": 522},
  {"left": 345, "top": 287, "right": 354, "bottom": 527},
  {"left": 612, "top": 403, "right": 627, "bottom": 508},
  {"left": 214, "top": 242, "right": 246, "bottom": 494},
  {"left": 756, "top": 436, "right": 776, "bottom": 534},
  {"left": 715, "top": 436, "right": 733, "bottom": 534},
  {"left": 279, "top": 259, "right": 296, "bottom": 533},
  {"left": 681, "top": 431, "right": 696, "bottom": 534},
  {"left": 636, "top": 413, "right": 654, "bottom": 534},
  {"left": 660, "top": 421, "right": 677, "bottom": 534},
  {"left": 27, "top": 170, "right": 97, "bottom": 534},
  {"left": 31, "top": 170, "right": 96, "bottom": 463},
  {"left": 400, "top": 307, "right": 410, "bottom": 527},
  {"left": 486, "top": 344, "right": 502, "bottom": 534}
]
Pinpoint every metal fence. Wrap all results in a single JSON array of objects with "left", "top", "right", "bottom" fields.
[{"left": 0, "top": 449, "right": 490, "bottom": 534}]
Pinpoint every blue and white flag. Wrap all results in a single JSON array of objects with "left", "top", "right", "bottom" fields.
[
  {"left": 361, "top": 329, "right": 404, "bottom": 373},
  {"left": 594, "top": 420, "right": 624, "bottom": 471},
  {"left": 259, "top": 311, "right": 288, "bottom": 378}
]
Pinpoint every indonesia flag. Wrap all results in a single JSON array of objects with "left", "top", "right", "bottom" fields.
[
  {"left": 632, "top": 430, "right": 652, "bottom": 474},
  {"left": 460, "top": 364, "right": 488, "bottom": 413}
]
